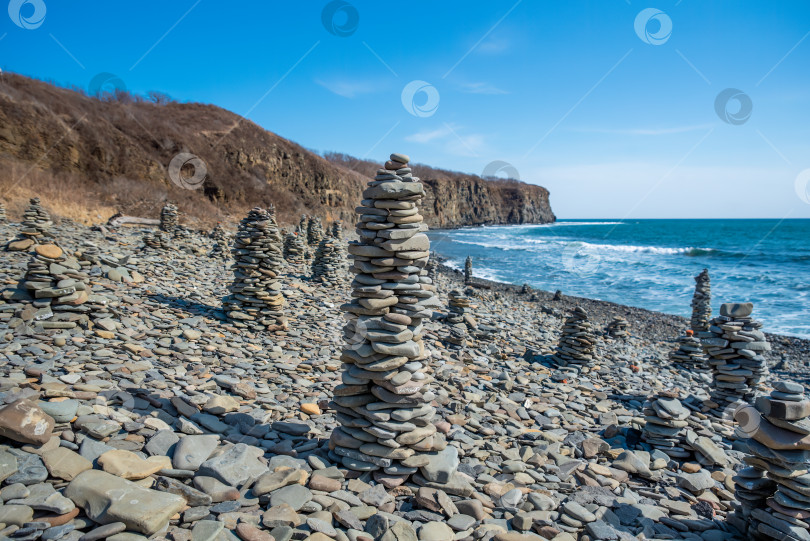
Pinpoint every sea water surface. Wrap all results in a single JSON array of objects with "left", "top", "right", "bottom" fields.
[{"left": 427, "top": 219, "right": 810, "bottom": 338}]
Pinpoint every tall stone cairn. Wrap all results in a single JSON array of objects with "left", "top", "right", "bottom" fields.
[
  {"left": 160, "top": 203, "right": 179, "bottom": 233},
  {"left": 426, "top": 252, "right": 438, "bottom": 281},
  {"left": 701, "top": 302, "right": 770, "bottom": 418},
  {"left": 330, "top": 221, "right": 343, "bottom": 240},
  {"left": 551, "top": 307, "right": 597, "bottom": 372},
  {"left": 307, "top": 216, "right": 324, "bottom": 246},
  {"left": 311, "top": 237, "right": 344, "bottom": 285},
  {"left": 731, "top": 381, "right": 810, "bottom": 540},
  {"left": 209, "top": 223, "right": 230, "bottom": 259},
  {"left": 332, "top": 152, "right": 454, "bottom": 484},
  {"left": 8, "top": 197, "right": 53, "bottom": 250},
  {"left": 0, "top": 200, "right": 6, "bottom": 223},
  {"left": 464, "top": 256, "right": 472, "bottom": 284},
  {"left": 224, "top": 207, "right": 287, "bottom": 332},
  {"left": 283, "top": 231, "right": 307, "bottom": 267},
  {"left": 691, "top": 268, "right": 711, "bottom": 333},
  {"left": 299, "top": 214, "right": 308, "bottom": 234}
]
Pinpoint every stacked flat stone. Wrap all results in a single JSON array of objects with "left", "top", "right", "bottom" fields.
[
  {"left": 464, "top": 256, "right": 473, "bottom": 284},
  {"left": 330, "top": 221, "right": 343, "bottom": 240},
  {"left": 426, "top": 252, "right": 438, "bottom": 281},
  {"left": 641, "top": 392, "right": 692, "bottom": 459},
  {"left": 551, "top": 307, "right": 597, "bottom": 372},
  {"left": 669, "top": 330, "right": 707, "bottom": 369},
  {"left": 283, "top": 231, "right": 307, "bottom": 267},
  {"left": 159, "top": 203, "right": 178, "bottom": 233},
  {"left": 209, "top": 223, "right": 230, "bottom": 259},
  {"left": 443, "top": 289, "right": 471, "bottom": 346},
  {"left": 224, "top": 207, "right": 287, "bottom": 332},
  {"left": 17, "top": 244, "right": 95, "bottom": 330},
  {"left": 311, "top": 237, "right": 344, "bottom": 285},
  {"left": 605, "top": 316, "right": 629, "bottom": 339},
  {"left": 76, "top": 241, "right": 101, "bottom": 265},
  {"left": 307, "top": 216, "right": 324, "bottom": 246},
  {"left": 143, "top": 231, "right": 172, "bottom": 250},
  {"left": 691, "top": 268, "right": 711, "bottom": 333},
  {"left": 333, "top": 152, "right": 450, "bottom": 484},
  {"left": 731, "top": 381, "right": 810, "bottom": 540},
  {"left": 701, "top": 302, "right": 770, "bottom": 417},
  {"left": 0, "top": 200, "right": 6, "bottom": 223},
  {"left": 8, "top": 197, "right": 53, "bottom": 250}
]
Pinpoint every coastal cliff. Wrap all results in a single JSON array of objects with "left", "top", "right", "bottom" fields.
[{"left": 0, "top": 73, "right": 554, "bottom": 228}]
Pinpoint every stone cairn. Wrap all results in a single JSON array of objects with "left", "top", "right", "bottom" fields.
[
  {"left": 311, "top": 236, "right": 344, "bottom": 285},
  {"left": 641, "top": 391, "right": 692, "bottom": 460},
  {"left": 159, "top": 202, "right": 179, "bottom": 233},
  {"left": 16, "top": 244, "right": 106, "bottom": 330},
  {"left": 224, "top": 207, "right": 287, "bottom": 332},
  {"left": 691, "top": 268, "right": 711, "bottom": 332},
  {"left": 299, "top": 214, "right": 308, "bottom": 234},
  {"left": 0, "top": 200, "right": 6, "bottom": 223},
  {"left": 731, "top": 381, "right": 810, "bottom": 540},
  {"left": 307, "top": 216, "right": 324, "bottom": 246},
  {"left": 701, "top": 302, "right": 770, "bottom": 418},
  {"left": 426, "top": 252, "right": 438, "bottom": 281},
  {"left": 283, "top": 230, "right": 307, "bottom": 267},
  {"left": 443, "top": 289, "right": 472, "bottom": 346},
  {"left": 333, "top": 152, "right": 452, "bottom": 485},
  {"left": 209, "top": 223, "right": 230, "bottom": 258},
  {"left": 76, "top": 241, "right": 102, "bottom": 266},
  {"left": 8, "top": 197, "right": 53, "bottom": 250},
  {"left": 551, "top": 307, "right": 597, "bottom": 372},
  {"left": 464, "top": 255, "right": 473, "bottom": 284},
  {"left": 143, "top": 231, "right": 172, "bottom": 250},
  {"left": 669, "top": 330, "right": 707, "bottom": 369},
  {"left": 605, "top": 316, "right": 629, "bottom": 339},
  {"left": 330, "top": 221, "right": 343, "bottom": 240}
]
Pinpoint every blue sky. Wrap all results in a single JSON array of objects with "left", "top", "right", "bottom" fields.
[{"left": 4, "top": 1, "right": 810, "bottom": 218}]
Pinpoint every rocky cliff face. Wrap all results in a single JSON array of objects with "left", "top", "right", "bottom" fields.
[{"left": 0, "top": 73, "right": 555, "bottom": 228}]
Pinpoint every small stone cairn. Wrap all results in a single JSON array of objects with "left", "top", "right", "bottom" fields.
[
  {"left": 307, "top": 216, "right": 324, "bottom": 246},
  {"left": 76, "top": 241, "right": 102, "bottom": 266},
  {"left": 159, "top": 202, "right": 179, "bottom": 233},
  {"left": 731, "top": 381, "right": 810, "bottom": 540},
  {"left": 701, "top": 302, "right": 770, "bottom": 418},
  {"left": 299, "top": 214, "right": 308, "bottom": 233},
  {"left": 283, "top": 230, "right": 307, "bottom": 267},
  {"left": 605, "top": 316, "right": 629, "bottom": 339},
  {"left": 14, "top": 244, "right": 106, "bottom": 330},
  {"left": 464, "top": 255, "right": 472, "bottom": 284},
  {"left": 330, "top": 221, "right": 343, "bottom": 240},
  {"left": 8, "top": 197, "right": 53, "bottom": 250},
  {"left": 443, "top": 289, "right": 472, "bottom": 346},
  {"left": 641, "top": 391, "right": 692, "bottom": 459},
  {"left": 311, "top": 236, "right": 343, "bottom": 285},
  {"left": 334, "top": 152, "right": 454, "bottom": 487},
  {"left": 209, "top": 223, "right": 230, "bottom": 259},
  {"left": 551, "top": 307, "right": 597, "bottom": 372},
  {"left": 224, "top": 207, "right": 287, "bottom": 332},
  {"left": 0, "top": 200, "right": 6, "bottom": 223},
  {"left": 143, "top": 231, "right": 172, "bottom": 251},
  {"left": 691, "top": 268, "right": 711, "bottom": 333},
  {"left": 426, "top": 252, "right": 438, "bottom": 281},
  {"left": 669, "top": 330, "right": 707, "bottom": 369}
]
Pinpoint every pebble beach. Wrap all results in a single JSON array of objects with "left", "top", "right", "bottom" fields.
[{"left": 1, "top": 156, "right": 809, "bottom": 541}]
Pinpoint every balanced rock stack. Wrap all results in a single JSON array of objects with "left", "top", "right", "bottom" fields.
[
  {"left": 209, "top": 223, "right": 230, "bottom": 258},
  {"left": 426, "top": 252, "right": 438, "bottom": 281},
  {"left": 8, "top": 197, "right": 53, "bottom": 250},
  {"left": 311, "top": 236, "right": 344, "bottom": 285},
  {"left": 224, "top": 207, "right": 287, "bottom": 332},
  {"left": 731, "top": 381, "right": 810, "bottom": 540},
  {"left": 330, "top": 220, "right": 343, "bottom": 240},
  {"left": 282, "top": 231, "right": 307, "bottom": 267},
  {"left": 143, "top": 230, "right": 172, "bottom": 250},
  {"left": 443, "top": 289, "right": 472, "bottom": 346},
  {"left": 551, "top": 307, "right": 597, "bottom": 372},
  {"left": 701, "top": 302, "right": 770, "bottom": 417},
  {"left": 76, "top": 241, "right": 102, "bottom": 265},
  {"left": 333, "top": 152, "right": 449, "bottom": 484},
  {"left": 669, "top": 330, "right": 707, "bottom": 369},
  {"left": 691, "top": 268, "right": 711, "bottom": 333},
  {"left": 15, "top": 244, "right": 95, "bottom": 329},
  {"left": 307, "top": 216, "right": 324, "bottom": 246},
  {"left": 0, "top": 200, "right": 6, "bottom": 223},
  {"left": 464, "top": 255, "right": 473, "bottom": 283},
  {"left": 159, "top": 202, "right": 179, "bottom": 233},
  {"left": 641, "top": 392, "right": 692, "bottom": 459},
  {"left": 605, "top": 316, "right": 629, "bottom": 339},
  {"left": 299, "top": 214, "right": 308, "bottom": 234}
]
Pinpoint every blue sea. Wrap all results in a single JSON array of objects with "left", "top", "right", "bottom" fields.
[{"left": 427, "top": 219, "right": 810, "bottom": 338}]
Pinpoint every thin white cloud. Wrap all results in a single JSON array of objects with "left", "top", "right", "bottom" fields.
[
  {"left": 460, "top": 82, "right": 509, "bottom": 95},
  {"left": 315, "top": 78, "right": 377, "bottom": 98},
  {"left": 477, "top": 36, "right": 510, "bottom": 54},
  {"left": 405, "top": 126, "right": 452, "bottom": 144},
  {"left": 405, "top": 124, "right": 487, "bottom": 157},
  {"left": 570, "top": 124, "right": 716, "bottom": 136}
]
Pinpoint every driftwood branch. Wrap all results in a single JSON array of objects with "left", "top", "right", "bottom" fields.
[{"left": 107, "top": 214, "right": 160, "bottom": 227}]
